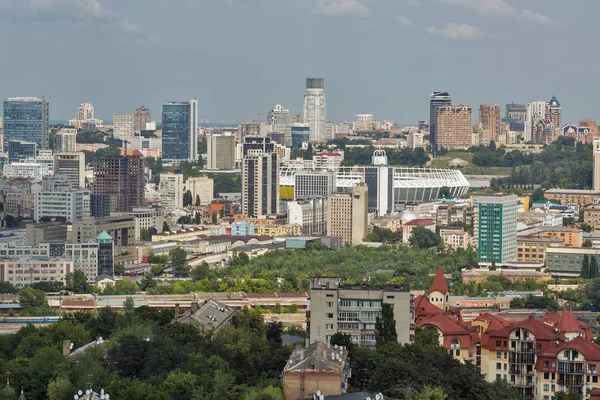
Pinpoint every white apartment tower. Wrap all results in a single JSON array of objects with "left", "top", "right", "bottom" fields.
[
  {"left": 78, "top": 103, "right": 94, "bottom": 121},
  {"left": 159, "top": 172, "right": 184, "bottom": 211},
  {"left": 327, "top": 182, "right": 368, "bottom": 245},
  {"left": 525, "top": 101, "right": 548, "bottom": 142},
  {"left": 594, "top": 139, "right": 600, "bottom": 191},
  {"left": 207, "top": 132, "right": 236, "bottom": 169},
  {"left": 55, "top": 128, "right": 77, "bottom": 152},
  {"left": 303, "top": 78, "right": 326, "bottom": 142},
  {"left": 113, "top": 113, "right": 135, "bottom": 141}
]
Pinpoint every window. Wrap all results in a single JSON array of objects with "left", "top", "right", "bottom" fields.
[
  {"left": 326, "top": 324, "right": 333, "bottom": 330},
  {"left": 326, "top": 294, "right": 334, "bottom": 297},
  {"left": 496, "top": 351, "right": 501, "bottom": 359},
  {"left": 544, "top": 372, "right": 549, "bottom": 379},
  {"left": 544, "top": 361, "right": 549, "bottom": 368},
  {"left": 451, "top": 338, "right": 460, "bottom": 347},
  {"left": 543, "top": 384, "right": 549, "bottom": 391},
  {"left": 455, "top": 349, "right": 460, "bottom": 356},
  {"left": 594, "top": 376, "right": 598, "bottom": 384},
  {"left": 496, "top": 340, "right": 502, "bottom": 347},
  {"left": 496, "top": 363, "right": 501, "bottom": 369},
  {"left": 326, "top": 313, "right": 334, "bottom": 319},
  {"left": 327, "top": 302, "right": 334, "bottom": 308}
]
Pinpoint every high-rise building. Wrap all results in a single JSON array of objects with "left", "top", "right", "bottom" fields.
[
  {"left": 91, "top": 154, "right": 145, "bottom": 217},
  {"left": 478, "top": 104, "right": 501, "bottom": 143},
  {"left": 364, "top": 150, "right": 395, "bottom": 216},
  {"left": 594, "top": 139, "right": 600, "bottom": 191},
  {"left": 546, "top": 95, "right": 561, "bottom": 129},
  {"left": 291, "top": 124, "right": 310, "bottom": 150},
  {"left": 477, "top": 193, "right": 518, "bottom": 265},
  {"left": 327, "top": 182, "right": 368, "bottom": 245},
  {"left": 525, "top": 101, "right": 548, "bottom": 142},
  {"left": 287, "top": 197, "right": 327, "bottom": 236},
  {"left": 185, "top": 176, "right": 214, "bottom": 206},
  {"left": 293, "top": 171, "right": 336, "bottom": 200},
  {"left": 7, "top": 140, "right": 36, "bottom": 163},
  {"left": 55, "top": 128, "right": 77, "bottom": 152},
  {"left": 32, "top": 175, "right": 90, "bottom": 222},
  {"left": 113, "top": 113, "right": 134, "bottom": 141},
  {"left": 240, "top": 121, "right": 261, "bottom": 137},
  {"left": 429, "top": 91, "right": 451, "bottom": 149},
  {"left": 303, "top": 78, "right": 326, "bottom": 142},
  {"left": 162, "top": 99, "right": 198, "bottom": 161},
  {"left": 159, "top": 172, "right": 184, "bottom": 211},
  {"left": 77, "top": 103, "right": 94, "bottom": 121},
  {"left": 435, "top": 105, "right": 472, "bottom": 149},
  {"left": 241, "top": 136, "right": 279, "bottom": 217},
  {"left": 71, "top": 216, "right": 137, "bottom": 265},
  {"left": 134, "top": 105, "right": 151, "bottom": 133},
  {"left": 3, "top": 96, "right": 48, "bottom": 149},
  {"left": 206, "top": 132, "right": 236, "bottom": 169},
  {"left": 505, "top": 103, "right": 527, "bottom": 121},
  {"left": 53, "top": 152, "right": 86, "bottom": 188}
]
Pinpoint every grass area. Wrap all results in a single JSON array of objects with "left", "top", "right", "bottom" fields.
[
  {"left": 462, "top": 166, "right": 513, "bottom": 176},
  {"left": 430, "top": 152, "right": 473, "bottom": 168}
]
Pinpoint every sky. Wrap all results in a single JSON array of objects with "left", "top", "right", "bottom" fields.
[{"left": 0, "top": 0, "right": 595, "bottom": 125}]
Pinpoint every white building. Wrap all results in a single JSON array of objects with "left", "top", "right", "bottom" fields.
[
  {"left": 303, "top": 78, "right": 326, "bottom": 142},
  {"left": 293, "top": 171, "right": 336, "bottom": 200},
  {"left": 0, "top": 258, "right": 73, "bottom": 288},
  {"left": 185, "top": 176, "right": 214, "bottom": 206},
  {"left": 525, "top": 101, "right": 548, "bottom": 142},
  {"left": 3, "top": 162, "right": 49, "bottom": 180},
  {"left": 113, "top": 113, "right": 135, "bottom": 141},
  {"left": 128, "top": 137, "right": 162, "bottom": 151},
  {"left": 32, "top": 176, "right": 90, "bottom": 222},
  {"left": 65, "top": 242, "right": 100, "bottom": 283},
  {"left": 287, "top": 197, "right": 327, "bottom": 236},
  {"left": 207, "top": 132, "right": 236, "bottom": 170},
  {"left": 78, "top": 103, "right": 95, "bottom": 121},
  {"left": 55, "top": 128, "right": 77, "bottom": 152},
  {"left": 408, "top": 132, "right": 424, "bottom": 149},
  {"left": 159, "top": 172, "right": 184, "bottom": 211},
  {"left": 594, "top": 139, "right": 600, "bottom": 191},
  {"left": 53, "top": 152, "right": 85, "bottom": 188},
  {"left": 128, "top": 207, "right": 166, "bottom": 241},
  {"left": 440, "top": 226, "right": 471, "bottom": 250}
]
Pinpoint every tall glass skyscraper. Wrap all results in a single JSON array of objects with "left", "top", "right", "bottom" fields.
[
  {"left": 3, "top": 96, "right": 49, "bottom": 149},
  {"left": 429, "top": 91, "right": 451, "bottom": 150},
  {"left": 162, "top": 99, "right": 198, "bottom": 161},
  {"left": 303, "top": 78, "right": 326, "bottom": 142}
]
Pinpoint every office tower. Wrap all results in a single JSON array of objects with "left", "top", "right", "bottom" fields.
[
  {"left": 327, "top": 182, "right": 368, "bottom": 245},
  {"left": 478, "top": 104, "right": 501, "bottom": 143},
  {"left": 294, "top": 171, "right": 336, "bottom": 200},
  {"left": 241, "top": 136, "right": 280, "bottom": 217},
  {"left": 546, "top": 95, "right": 561, "bottom": 129},
  {"left": 435, "top": 105, "right": 472, "bottom": 149},
  {"left": 185, "top": 176, "right": 214, "bottom": 205},
  {"left": 33, "top": 175, "right": 90, "bottom": 222},
  {"left": 113, "top": 113, "right": 134, "bottom": 141},
  {"left": 53, "top": 152, "right": 86, "bottom": 188},
  {"left": 525, "top": 101, "right": 548, "bottom": 142},
  {"left": 55, "top": 128, "right": 77, "bottom": 152},
  {"left": 162, "top": 99, "right": 198, "bottom": 161},
  {"left": 287, "top": 197, "right": 327, "bottom": 236},
  {"left": 291, "top": 124, "right": 310, "bottom": 150},
  {"left": 206, "top": 132, "right": 236, "bottom": 169},
  {"left": 477, "top": 193, "right": 518, "bottom": 264},
  {"left": 7, "top": 140, "right": 36, "bottom": 163},
  {"left": 159, "top": 172, "right": 184, "bottom": 211},
  {"left": 96, "top": 231, "right": 114, "bottom": 277},
  {"left": 3, "top": 96, "right": 48, "bottom": 149},
  {"left": 91, "top": 154, "right": 145, "bottom": 217},
  {"left": 594, "top": 140, "right": 600, "bottom": 191},
  {"left": 78, "top": 103, "right": 94, "bottom": 121},
  {"left": 309, "top": 277, "right": 412, "bottom": 346},
  {"left": 134, "top": 105, "right": 151, "bottom": 133},
  {"left": 303, "top": 78, "right": 326, "bottom": 142},
  {"left": 505, "top": 103, "right": 527, "bottom": 121},
  {"left": 71, "top": 216, "right": 137, "bottom": 264},
  {"left": 429, "top": 91, "right": 451, "bottom": 149},
  {"left": 364, "top": 150, "right": 395, "bottom": 216},
  {"left": 240, "top": 121, "right": 261, "bottom": 137}
]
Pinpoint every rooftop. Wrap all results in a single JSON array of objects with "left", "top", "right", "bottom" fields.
[{"left": 283, "top": 341, "right": 348, "bottom": 374}]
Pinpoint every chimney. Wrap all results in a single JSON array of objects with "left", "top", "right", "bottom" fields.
[
  {"left": 191, "top": 301, "right": 199, "bottom": 311},
  {"left": 174, "top": 303, "right": 180, "bottom": 319},
  {"left": 63, "top": 340, "right": 71, "bottom": 356}
]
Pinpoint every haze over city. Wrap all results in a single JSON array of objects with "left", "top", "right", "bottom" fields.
[{"left": 0, "top": 0, "right": 596, "bottom": 123}]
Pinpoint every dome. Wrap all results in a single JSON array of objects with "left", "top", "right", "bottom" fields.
[
  {"left": 400, "top": 210, "right": 420, "bottom": 223},
  {"left": 549, "top": 95, "right": 560, "bottom": 108}
]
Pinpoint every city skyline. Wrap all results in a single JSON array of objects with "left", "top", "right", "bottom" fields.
[{"left": 0, "top": 1, "right": 596, "bottom": 125}]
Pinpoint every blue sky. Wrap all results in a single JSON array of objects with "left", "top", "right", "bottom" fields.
[{"left": 0, "top": 0, "right": 594, "bottom": 125}]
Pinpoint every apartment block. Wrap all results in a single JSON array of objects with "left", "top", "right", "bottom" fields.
[
  {"left": 185, "top": 176, "right": 214, "bottom": 206},
  {"left": 327, "top": 183, "right": 368, "bottom": 245},
  {"left": 0, "top": 258, "right": 72, "bottom": 288},
  {"left": 53, "top": 152, "right": 85, "bottom": 188},
  {"left": 435, "top": 105, "right": 472, "bottom": 149},
  {"left": 159, "top": 172, "right": 184, "bottom": 211},
  {"left": 287, "top": 197, "right": 327, "bottom": 236}
]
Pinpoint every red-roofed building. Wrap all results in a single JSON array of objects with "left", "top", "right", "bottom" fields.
[
  {"left": 417, "top": 313, "right": 480, "bottom": 363},
  {"left": 402, "top": 219, "right": 435, "bottom": 244}
]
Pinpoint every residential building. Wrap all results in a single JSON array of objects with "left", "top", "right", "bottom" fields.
[
  {"left": 546, "top": 95, "right": 561, "bottom": 129},
  {"left": 402, "top": 219, "right": 436, "bottom": 244},
  {"left": 185, "top": 176, "right": 214, "bottom": 206},
  {"left": 3, "top": 96, "right": 49, "bottom": 149},
  {"left": 287, "top": 197, "right": 327, "bottom": 236},
  {"left": 162, "top": 99, "right": 198, "bottom": 161},
  {"left": 32, "top": 176, "right": 90, "bottom": 222},
  {"left": 91, "top": 154, "right": 145, "bottom": 217},
  {"left": 594, "top": 139, "right": 600, "bottom": 191},
  {"left": 435, "top": 105, "right": 472, "bottom": 149},
  {"left": 505, "top": 103, "right": 527, "bottom": 122},
  {"left": 308, "top": 277, "right": 412, "bottom": 346},
  {"left": 3, "top": 162, "right": 49, "bottom": 180},
  {"left": 254, "top": 223, "right": 301, "bottom": 237},
  {"left": 230, "top": 221, "right": 255, "bottom": 236},
  {"left": 544, "top": 189, "right": 600, "bottom": 207},
  {"left": 525, "top": 101, "right": 548, "bottom": 142},
  {"left": 291, "top": 124, "right": 310, "bottom": 150},
  {"left": 303, "top": 77, "right": 326, "bottom": 142},
  {"left": 478, "top": 104, "right": 501, "bottom": 143},
  {"left": 53, "top": 152, "right": 85, "bottom": 188},
  {"left": 436, "top": 204, "right": 475, "bottom": 227},
  {"left": 159, "top": 172, "right": 184, "bottom": 211},
  {"left": 65, "top": 242, "right": 100, "bottom": 283},
  {"left": 292, "top": 171, "right": 336, "bottom": 200},
  {"left": 429, "top": 91, "right": 452, "bottom": 149},
  {"left": 327, "top": 183, "right": 368, "bottom": 245},
  {"left": 477, "top": 194, "right": 518, "bottom": 265},
  {"left": 407, "top": 131, "right": 424, "bottom": 149},
  {"left": 70, "top": 216, "right": 136, "bottom": 265},
  {"left": 516, "top": 236, "right": 561, "bottom": 263},
  {"left": 584, "top": 204, "right": 600, "bottom": 226},
  {"left": 128, "top": 207, "right": 165, "bottom": 241},
  {"left": 134, "top": 105, "right": 151, "bottom": 133},
  {"left": 440, "top": 226, "right": 470, "bottom": 250},
  {"left": 77, "top": 103, "right": 94, "bottom": 121},
  {"left": 8, "top": 140, "right": 36, "bottom": 163},
  {"left": 282, "top": 341, "right": 350, "bottom": 400},
  {"left": 0, "top": 258, "right": 72, "bottom": 288},
  {"left": 517, "top": 226, "right": 583, "bottom": 248},
  {"left": 176, "top": 299, "right": 236, "bottom": 333},
  {"left": 112, "top": 113, "right": 134, "bottom": 141},
  {"left": 580, "top": 119, "right": 598, "bottom": 135},
  {"left": 55, "top": 128, "right": 77, "bottom": 152},
  {"left": 26, "top": 222, "right": 67, "bottom": 246},
  {"left": 206, "top": 132, "right": 236, "bottom": 169},
  {"left": 241, "top": 136, "right": 280, "bottom": 218}
]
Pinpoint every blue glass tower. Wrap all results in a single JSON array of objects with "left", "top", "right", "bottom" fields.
[
  {"left": 161, "top": 99, "right": 198, "bottom": 161},
  {"left": 3, "top": 96, "right": 49, "bottom": 149},
  {"left": 8, "top": 140, "right": 36, "bottom": 163}
]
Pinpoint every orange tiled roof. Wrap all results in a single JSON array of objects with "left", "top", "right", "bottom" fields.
[{"left": 429, "top": 267, "right": 449, "bottom": 294}]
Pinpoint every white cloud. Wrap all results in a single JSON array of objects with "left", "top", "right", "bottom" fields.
[
  {"left": 434, "top": 0, "right": 555, "bottom": 25},
  {"left": 397, "top": 15, "right": 416, "bottom": 28},
  {"left": 425, "top": 22, "right": 485, "bottom": 40},
  {"left": 314, "top": 0, "right": 371, "bottom": 17},
  {"left": 521, "top": 9, "right": 554, "bottom": 25}
]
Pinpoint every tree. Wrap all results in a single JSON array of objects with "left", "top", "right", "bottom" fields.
[
  {"left": 19, "top": 288, "right": 53, "bottom": 316},
  {"left": 583, "top": 239, "right": 593, "bottom": 248},
  {"left": 0, "top": 281, "right": 16, "bottom": 294},
  {"left": 124, "top": 297, "right": 135, "bottom": 313},
  {"left": 531, "top": 188, "right": 545, "bottom": 202},
  {"left": 114, "top": 263, "right": 125, "bottom": 276},
  {"left": 303, "top": 143, "right": 313, "bottom": 160},
  {"left": 375, "top": 303, "right": 397, "bottom": 347},
  {"left": 191, "top": 261, "right": 209, "bottom": 282},
  {"left": 163, "top": 221, "right": 171, "bottom": 232},
  {"left": 415, "top": 385, "right": 448, "bottom": 400},
  {"left": 194, "top": 212, "right": 201, "bottom": 225},
  {"left": 170, "top": 247, "right": 189, "bottom": 278},
  {"left": 140, "top": 272, "right": 157, "bottom": 291},
  {"left": 585, "top": 279, "right": 600, "bottom": 311},
  {"left": 195, "top": 195, "right": 201, "bottom": 207},
  {"left": 151, "top": 264, "right": 165, "bottom": 276},
  {"left": 212, "top": 213, "right": 218, "bottom": 225},
  {"left": 140, "top": 227, "right": 158, "bottom": 242},
  {"left": 183, "top": 190, "right": 193, "bottom": 207},
  {"left": 65, "top": 270, "right": 91, "bottom": 294},
  {"left": 582, "top": 255, "right": 590, "bottom": 279},
  {"left": 555, "top": 390, "right": 584, "bottom": 400},
  {"left": 592, "top": 256, "right": 598, "bottom": 279},
  {"left": 329, "top": 332, "right": 354, "bottom": 351},
  {"left": 409, "top": 227, "right": 441, "bottom": 249}
]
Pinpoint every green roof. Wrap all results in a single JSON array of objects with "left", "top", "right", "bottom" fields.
[{"left": 96, "top": 231, "right": 113, "bottom": 242}]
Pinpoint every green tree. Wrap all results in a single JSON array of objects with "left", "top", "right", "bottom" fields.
[
  {"left": 583, "top": 239, "right": 593, "bottom": 248},
  {"left": 183, "top": 190, "right": 193, "bottom": 207},
  {"left": 114, "top": 263, "right": 125, "bottom": 276},
  {"left": 140, "top": 272, "right": 157, "bottom": 291},
  {"left": 48, "top": 375, "right": 74, "bottom": 400},
  {"left": 170, "top": 247, "right": 189, "bottom": 278},
  {"left": 415, "top": 385, "right": 448, "bottom": 400},
  {"left": 555, "top": 390, "right": 584, "bottom": 400},
  {"left": 375, "top": 303, "right": 397, "bottom": 347},
  {"left": 531, "top": 188, "right": 545, "bottom": 202},
  {"left": 329, "top": 332, "right": 354, "bottom": 351},
  {"left": 303, "top": 143, "right": 313, "bottom": 160},
  {"left": 140, "top": 227, "right": 158, "bottom": 241},
  {"left": 195, "top": 195, "right": 201, "bottom": 207},
  {"left": 19, "top": 288, "right": 48, "bottom": 309},
  {"left": 592, "top": 256, "right": 598, "bottom": 279},
  {"left": 409, "top": 227, "right": 441, "bottom": 249},
  {"left": 163, "top": 221, "right": 170, "bottom": 232},
  {"left": 151, "top": 264, "right": 165, "bottom": 276},
  {"left": 191, "top": 261, "right": 209, "bottom": 282},
  {"left": 582, "top": 255, "right": 590, "bottom": 279},
  {"left": 0, "top": 281, "right": 17, "bottom": 294},
  {"left": 65, "top": 270, "right": 91, "bottom": 294},
  {"left": 212, "top": 214, "right": 218, "bottom": 225},
  {"left": 124, "top": 297, "right": 135, "bottom": 313}
]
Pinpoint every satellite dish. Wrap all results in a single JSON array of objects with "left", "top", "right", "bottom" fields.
[
  {"left": 367, "top": 397, "right": 372, "bottom": 400},
  {"left": 86, "top": 390, "right": 91, "bottom": 395},
  {"left": 105, "top": 395, "right": 110, "bottom": 400},
  {"left": 78, "top": 391, "right": 83, "bottom": 396},
  {"left": 74, "top": 395, "right": 79, "bottom": 400},
  {"left": 376, "top": 394, "right": 382, "bottom": 400},
  {"left": 319, "top": 395, "right": 324, "bottom": 400},
  {"left": 101, "top": 396, "right": 105, "bottom": 400},
  {"left": 316, "top": 390, "right": 322, "bottom": 396},
  {"left": 70, "top": 343, "right": 74, "bottom": 349}
]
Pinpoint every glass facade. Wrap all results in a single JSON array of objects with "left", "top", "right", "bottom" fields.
[
  {"left": 7, "top": 140, "right": 36, "bottom": 163},
  {"left": 4, "top": 97, "right": 48, "bottom": 149},
  {"left": 162, "top": 103, "right": 190, "bottom": 160}
]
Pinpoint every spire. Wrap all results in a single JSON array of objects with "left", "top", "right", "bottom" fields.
[
  {"left": 429, "top": 267, "right": 449, "bottom": 294},
  {"left": 558, "top": 307, "right": 580, "bottom": 333}
]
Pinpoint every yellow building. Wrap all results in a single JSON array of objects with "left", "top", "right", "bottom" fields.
[{"left": 254, "top": 223, "right": 301, "bottom": 237}]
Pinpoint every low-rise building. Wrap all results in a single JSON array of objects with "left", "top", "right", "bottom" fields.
[
  {"left": 128, "top": 207, "right": 165, "bottom": 241},
  {"left": 545, "top": 247, "right": 600, "bottom": 278},
  {"left": 461, "top": 269, "right": 552, "bottom": 284},
  {"left": 544, "top": 189, "right": 600, "bottom": 207},
  {"left": 26, "top": 222, "right": 67, "bottom": 246},
  {"left": 176, "top": 299, "right": 235, "bottom": 333},
  {"left": 402, "top": 219, "right": 436, "bottom": 244},
  {"left": 254, "top": 223, "right": 301, "bottom": 237},
  {"left": 287, "top": 197, "right": 327, "bottom": 236},
  {"left": 440, "top": 226, "right": 471, "bottom": 250},
  {"left": 3, "top": 162, "right": 49, "bottom": 180},
  {"left": 584, "top": 204, "right": 600, "bottom": 227},
  {"left": 517, "top": 236, "right": 562, "bottom": 263},
  {"left": 0, "top": 257, "right": 73, "bottom": 288},
  {"left": 151, "top": 227, "right": 211, "bottom": 242},
  {"left": 517, "top": 226, "right": 583, "bottom": 248}
]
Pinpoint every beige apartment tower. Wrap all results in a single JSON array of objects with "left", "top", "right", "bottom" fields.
[
  {"left": 594, "top": 139, "right": 600, "bottom": 191},
  {"left": 308, "top": 277, "right": 413, "bottom": 347},
  {"left": 113, "top": 113, "right": 134, "bottom": 141},
  {"left": 478, "top": 104, "right": 501, "bottom": 143},
  {"left": 207, "top": 132, "right": 236, "bottom": 169},
  {"left": 435, "top": 105, "right": 472, "bottom": 149},
  {"left": 327, "top": 182, "right": 368, "bottom": 245}
]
